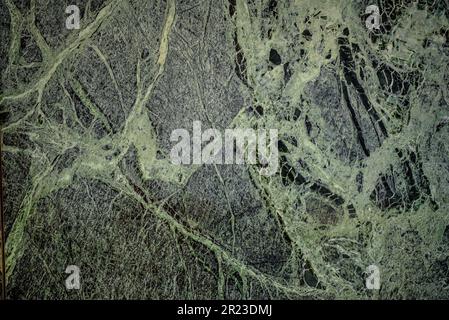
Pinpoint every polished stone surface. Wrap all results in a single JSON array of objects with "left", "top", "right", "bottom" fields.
[{"left": 1, "top": 0, "right": 449, "bottom": 299}]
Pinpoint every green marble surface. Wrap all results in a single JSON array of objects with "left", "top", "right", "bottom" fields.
[{"left": 0, "top": 0, "right": 449, "bottom": 299}]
